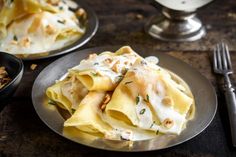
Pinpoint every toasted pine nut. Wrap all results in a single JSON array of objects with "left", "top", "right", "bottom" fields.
[
  {"left": 162, "top": 96, "right": 173, "bottom": 107},
  {"left": 163, "top": 118, "right": 174, "bottom": 129}
]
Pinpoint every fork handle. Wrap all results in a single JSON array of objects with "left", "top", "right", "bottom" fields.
[{"left": 224, "top": 86, "right": 236, "bottom": 147}]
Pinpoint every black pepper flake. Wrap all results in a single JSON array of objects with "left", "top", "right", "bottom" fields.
[
  {"left": 93, "top": 62, "right": 99, "bottom": 66},
  {"left": 139, "top": 108, "right": 146, "bottom": 115}
]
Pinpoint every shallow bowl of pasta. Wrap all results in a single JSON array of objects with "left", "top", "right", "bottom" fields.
[
  {"left": 32, "top": 46, "right": 217, "bottom": 151},
  {"left": 0, "top": 0, "right": 98, "bottom": 60}
]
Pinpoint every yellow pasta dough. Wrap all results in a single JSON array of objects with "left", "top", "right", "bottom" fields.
[{"left": 64, "top": 92, "right": 113, "bottom": 134}]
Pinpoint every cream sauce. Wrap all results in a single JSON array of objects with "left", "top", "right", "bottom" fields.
[
  {"left": 72, "top": 53, "right": 138, "bottom": 83},
  {"left": 101, "top": 114, "right": 157, "bottom": 141}
]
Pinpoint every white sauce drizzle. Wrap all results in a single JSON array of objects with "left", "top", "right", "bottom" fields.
[
  {"left": 101, "top": 114, "right": 157, "bottom": 141},
  {"left": 145, "top": 56, "right": 159, "bottom": 65},
  {"left": 72, "top": 53, "right": 138, "bottom": 83}
]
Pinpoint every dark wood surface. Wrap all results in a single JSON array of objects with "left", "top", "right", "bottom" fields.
[{"left": 1, "top": 0, "right": 236, "bottom": 156}]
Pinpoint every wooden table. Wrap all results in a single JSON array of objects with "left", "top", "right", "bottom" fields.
[{"left": 1, "top": 0, "right": 236, "bottom": 156}]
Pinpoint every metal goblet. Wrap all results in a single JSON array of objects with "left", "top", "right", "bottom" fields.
[{"left": 145, "top": 0, "right": 213, "bottom": 42}]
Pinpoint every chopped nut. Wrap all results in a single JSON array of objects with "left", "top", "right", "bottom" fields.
[
  {"left": 136, "top": 14, "right": 144, "bottom": 20},
  {"left": 162, "top": 96, "right": 173, "bottom": 107},
  {"left": 124, "top": 61, "right": 129, "bottom": 65},
  {"left": 0, "top": 67, "right": 11, "bottom": 90},
  {"left": 100, "top": 103, "right": 107, "bottom": 111},
  {"left": 100, "top": 93, "right": 111, "bottom": 111},
  {"left": 163, "top": 118, "right": 174, "bottom": 129},
  {"left": 19, "top": 37, "right": 31, "bottom": 48},
  {"left": 30, "top": 64, "right": 37, "bottom": 70},
  {"left": 103, "top": 93, "right": 111, "bottom": 104},
  {"left": 76, "top": 8, "right": 87, "bottom": 19},
  {"left": 103, "top": 58, "right": 112, "bottom": 64},
  {"left": 45, "top": 24, "right": 56, "bottom": 35},
  {"left": 88, "top": 53, "right": 97, "bottom": 59},
  {"left": 111, "top": 61, "right": 120, "bottom": 73},
  {"left": 46, "top": 0, "right": 60, "bottom": 5}
]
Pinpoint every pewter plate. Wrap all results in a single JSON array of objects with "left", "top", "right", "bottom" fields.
[
  {"left": 32, "top": 46, "right": 217, "bottom": 152},
  {"left": 15, "top": 0, "right": 98, "bottom": 60}
]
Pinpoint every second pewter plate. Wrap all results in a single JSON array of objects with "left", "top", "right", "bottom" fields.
[
  {"left": 32, "top": 46, "right": 217, "bottom": 151},
  {"left": 16, "top": 0, "right": 98, "bottom": 60}
]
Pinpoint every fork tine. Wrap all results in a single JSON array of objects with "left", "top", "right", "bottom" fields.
[
  {"left": 216, "top": 44, "right": 222, "bottom": 70},
  {"left": 221, "top": 42, "right": 228, "bottom": 70},
  {"left": 224, "top": 43, "right": 233, "bottom": 70},
  {"left": 213, "top": 47, "right": 218, "bottom": 71}
]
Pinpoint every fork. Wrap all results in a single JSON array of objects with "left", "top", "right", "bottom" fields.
[{"left": 213, "top": 42, "right": 236, "bottom": 147}]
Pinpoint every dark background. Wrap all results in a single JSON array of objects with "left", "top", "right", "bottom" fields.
[{"left": 1, "top": 0, "right": 236, "bottom": 156}]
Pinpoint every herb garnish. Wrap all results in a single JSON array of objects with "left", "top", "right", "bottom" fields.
[
  {"left": 48, "top": 99, "right": 56, "bottom": 106},
  {"left": 139, "top": 108, "right": 146, "bottom": 115},
  {"left": 59, "top": 6, "right": 63, "bottom": 10},
  {"left": 156, "top": 130, "right": 159, "bottom": 135},
  {"left": 13, "top": 35, "right": 18, "bottom": 41},
  {"left": 125, "top": 81, "right": 133, "bottom": 85},
  {"left": 91, "top": 72, "right": 98, "bottom": 76},
  {"left": 94, "top": 62, "right": 99, "bottom": 65},
  {"left": 57, "top": 19, "right": 66, "bottom": 24},
  {"left": 136, "top": 96, "right": 140, "bottom": 105},
  {"left": 71, "top": 109, "right": 76, "bottom": 114},
  {"left": 150, "top": 121, "right": 155, "bottom": 128},
  {"left": 145, "top": 94, "right": 149, "bottom": 102},
  {"left": 116, "top": 75, "right": 123, "bottom": 83}
]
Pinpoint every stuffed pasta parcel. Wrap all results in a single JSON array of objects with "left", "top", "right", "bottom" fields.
[{"left": 46, "top": 46, "right": 195, "bottom": 141}]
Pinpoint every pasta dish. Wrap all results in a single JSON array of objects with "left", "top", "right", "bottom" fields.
[
  {"left": 0, "top": 0, "right": 86, "bottom": 55},
  {"left": 46, "top": 46, "right": 195, "bottom": 141}
]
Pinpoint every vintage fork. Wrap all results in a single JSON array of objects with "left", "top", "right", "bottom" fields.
[{"left": 213, "top": 42, "right": 236, "bottom": 147}]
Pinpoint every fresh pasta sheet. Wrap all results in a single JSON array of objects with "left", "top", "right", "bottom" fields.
[{"left": 46, "top": 46, "right": 195, "bottom": 141}]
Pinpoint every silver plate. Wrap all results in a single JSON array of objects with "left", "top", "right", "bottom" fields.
[
  {"left": 14, "top": 0, "right": 98, "bottom": 60},
  {"left": 32, "top": 46, "right": 217, "bottom": 152}
]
